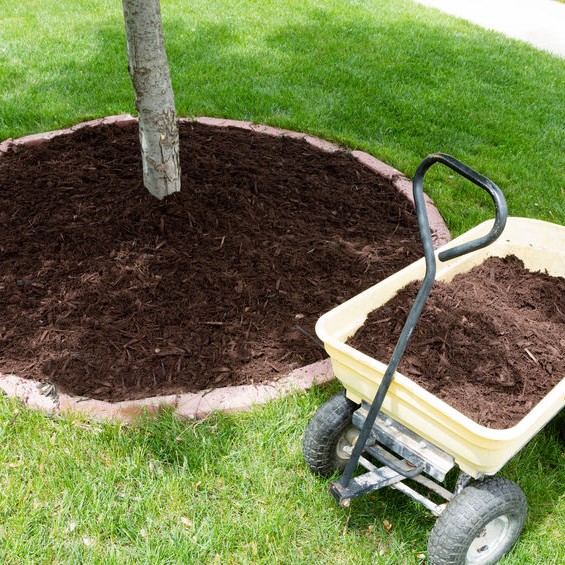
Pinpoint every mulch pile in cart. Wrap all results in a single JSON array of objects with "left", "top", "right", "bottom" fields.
[{"left": 349, "top": 255, "right": 565, "bottom": 428}]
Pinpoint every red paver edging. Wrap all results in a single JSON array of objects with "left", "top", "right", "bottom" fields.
[
  {"left": 0, "top": 115, "right": 451, "bottom": 421},
  {"left": 0, "top": 359, "right": 333, "bottom": 422}
]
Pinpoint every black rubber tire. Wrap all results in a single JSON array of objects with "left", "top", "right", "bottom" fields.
[
  {"left": 560, "top": 418, "right": 565, "bottom": 444},
  {"left": 427, "top": 477, "right": 527, "bottom": 565},
  {"left": 302, "top": 392, "right": 360, "bottom": 477}
]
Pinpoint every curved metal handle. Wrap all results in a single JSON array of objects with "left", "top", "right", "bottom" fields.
[
  {"left": 337, "top": 154, "right": 507, "bottom": 492},
  {"left": 413, "top": 153, "right": 507, "bottom": 263}
]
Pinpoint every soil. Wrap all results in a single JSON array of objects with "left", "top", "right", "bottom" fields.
[
  {"left": 0, "top": 121, "right": 426, "bottom": 401},
  {"left": 348, "top": 255, "right": 565, "bottom": 428}
]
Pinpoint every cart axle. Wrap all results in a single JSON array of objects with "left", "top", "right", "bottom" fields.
[{"left": 329, "top": 406, "right": 456, "bottom": 515}]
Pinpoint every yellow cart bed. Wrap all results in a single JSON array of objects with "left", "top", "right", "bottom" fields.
[{"left": 316, "top": 216, "right": 565, "bottom": 477}]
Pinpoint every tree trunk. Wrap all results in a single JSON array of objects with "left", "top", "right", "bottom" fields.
[{"left": 122, "top": 0, "right": 180, "bottom": 199}]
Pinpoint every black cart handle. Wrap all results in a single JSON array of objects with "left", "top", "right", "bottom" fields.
[
  {"left": 336, "top": 154, "right": 507, "bottom": 493},
  {"left": 413, "top": 153, "right": 507, "bottom": 263}
]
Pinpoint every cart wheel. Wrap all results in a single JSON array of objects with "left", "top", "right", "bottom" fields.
[
  {"left": 302, "top": 392, "right": 360, "bottom": 477},
  {"left": 560, "top": 418, "right": 565, "bottom": 444},
  {"left": 427, "top": 477, "right": 527, "bottom": 565}
]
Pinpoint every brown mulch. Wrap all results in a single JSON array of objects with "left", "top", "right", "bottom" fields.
[
  {"left": 0, "top": 122, "right": 425, "bottom": 401},
  {"left": 348, "top": 255, "right": 565, "bottom": 428}
]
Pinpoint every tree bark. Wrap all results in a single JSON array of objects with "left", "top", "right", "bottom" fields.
[{"left": 122, "top": 0, "right": 180, "bottom": 199}]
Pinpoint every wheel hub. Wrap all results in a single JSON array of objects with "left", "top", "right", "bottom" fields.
[
  {"left": 335, "top": 426, "right": 359, "bottom": 462},
  {"left": 466, "top": 515, "right": 511, "bottom": 564}
]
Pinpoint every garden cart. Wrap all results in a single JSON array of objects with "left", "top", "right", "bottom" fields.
[{"left": 303, "top": 154, "right": 565, "bottom": 565}]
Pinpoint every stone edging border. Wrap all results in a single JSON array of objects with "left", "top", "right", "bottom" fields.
[{"left": 0, "top": 115, "right": 451, "bottom": 422}]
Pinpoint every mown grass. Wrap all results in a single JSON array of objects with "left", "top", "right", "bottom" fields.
[
  {"left": 1, "top": 0, "right": 564, "bottom": 563},
  {"left": 0, "top": 389, "right": 435, "bottom": 564},
  {"left": 1, "top": 391, "right": 564, "bottom": 564},
  {"left": 1, "top": 0, "right": 564, "bottom": 233}
]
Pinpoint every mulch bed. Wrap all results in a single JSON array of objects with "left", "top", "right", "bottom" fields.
[
  {"left": 348, "top": 255, "right": 565, "bottom": 428},
  {"left": 0, "top": 121, "right": 425, "bottom": 401}
]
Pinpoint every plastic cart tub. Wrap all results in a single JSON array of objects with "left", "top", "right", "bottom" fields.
[{"left": 316, "top": 217, "right": 565, "bottom": 477}]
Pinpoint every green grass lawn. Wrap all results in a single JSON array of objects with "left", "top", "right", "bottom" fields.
[
  {"left": 1, "top": 0, "right": 564, "bottom": 563},
  {"left": 1, "top": 0, "right": 564, "bottom": 232},
  {"left": 0, "top": 390, "right": 564, "bottom": 564}
]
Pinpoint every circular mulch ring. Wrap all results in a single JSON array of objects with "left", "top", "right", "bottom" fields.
[{"left": 0, "top": 116, "right": 450, "bottom": 420}]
